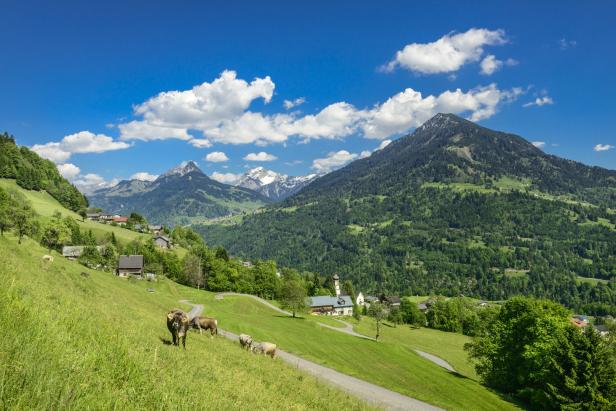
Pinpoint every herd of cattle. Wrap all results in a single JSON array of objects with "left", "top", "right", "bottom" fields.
[{"left": 166, "top": 308, "right": 277, "bottom": 358}]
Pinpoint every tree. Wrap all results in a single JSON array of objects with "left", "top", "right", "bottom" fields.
[
  {"left": 41, "top": 219, "right": 71, "bottom": 251},
  {"left": 368, "top": 301, "right": 386, "bottom": 341},
  {"left": 279, "top": 273, "right": 308, "bottom": 318},
  {"left": 183, "top": 252, "right": 204, "bottom": 289},
  {"left": 13, "top": 205, "right": 37, "bottom": 244},
  {"left": 78, "top": 209, "right": 87, "bottom": 222},
  {"left": 399, "top": 298, "right": 426, "bottom": 327},
  {"left": 253, "top": 260, "right": 280, "bottom": 300},
  {"left": 464, "top": 297, "right": 616, "bottom": 409}
]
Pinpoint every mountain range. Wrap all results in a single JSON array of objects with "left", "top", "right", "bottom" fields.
[
  {"left": 196, "top": 113, "right": 616, "bottom": 312},
  {"left": 88, "top": 161, "right": 269, "bottom": 225},
  {"left": 235, "top": 167, "right": 318, "bottom": 201}
]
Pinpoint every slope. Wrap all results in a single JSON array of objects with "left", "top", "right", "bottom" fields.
[
  {"left": 197, "top": 115, "right": 616, "bottom": 314},
  {"left": 0, "top": 234, "right": 371, "bottom": 410}
]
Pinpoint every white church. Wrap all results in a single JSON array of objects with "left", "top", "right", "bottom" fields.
[{"left": 308, "top": 274, "right": 354, "bottom": 316}]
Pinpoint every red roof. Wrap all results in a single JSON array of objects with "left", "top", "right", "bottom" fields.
[{"left": 113, "top": 216, "right": 128, "bottom": 223}]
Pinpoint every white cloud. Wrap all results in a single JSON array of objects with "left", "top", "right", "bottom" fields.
[
  {"left": 594, "top": 144, "right": 614, "bottom": 152},
  {"left": 377, "top": 139, "right": 392, "bottom": 150},
  {"left": 283, "top": 97, "right": 306, "bottom": 110},
  {"left": 130, "top": 172, "right": 158, "bottom": 181},
  {"left": 532, "top": 141, "right": 546, "bottom": 148},
  {"left": 383, "top": 28, "right": 507, "bottom": 74},
  {"left": 57, "top": 163, "right": 80, "bottom": 180},
  {"left": 312, "top": 150, "right": 359, "bottom": 173},
  {"left": 119, "top": 121, "right": 192, "bottom": 141},
  {"left": 523, "top": 96, "right": 554, "bottom": 108},
  {"left": 362, "top": 83, "right": 523, "bottom": 139},
  {"left": 243, "top": 152, "right": 278, "bottom": 161},
  {"left": 188, "top": 138, "right": 212, "bottom": 148},
  {"left": 205, "top": 151, "right": 229, "bottom": 162},
  {"left": 559, "top": 38, "right": 577, "bottom": 50},
  {"left": 32, "top": 131, "right": 130, "bottom": 163},
  {"left": 210, "top": 172, "right": 242, "bottom": 184},
  {"left": 359, "top": 150, "right": 372, "bottom": 159},
  {"left": 74, "top": 173, "right": 119, "bottom": 194},
  {"left": 480, "top": 55, "right": 518, "bottom": 75},
  {"left": 119, "top": 70, "right": 274, "bottom": 142}
]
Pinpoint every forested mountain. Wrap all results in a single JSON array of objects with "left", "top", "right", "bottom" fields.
[
  {"left": 89, "top": 161, "right": 269, "bottom": 225},
  {"left": 236, "top": 167, "right": 318, "bottom": 201},
  {"left": 0, "top": 132, "right": 87, "bottom": 212},
  {"left": 196, "top": 114, "right": 616, "bottom": 315}
]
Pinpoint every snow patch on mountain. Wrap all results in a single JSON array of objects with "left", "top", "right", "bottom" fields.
[{"left": 235, "top": 167, "right": 318, "bottom": 201}]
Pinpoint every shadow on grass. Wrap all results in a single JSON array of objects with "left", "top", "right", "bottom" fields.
[
  {"left": 273, "top": 314, "right": 306, "bottom": 320},
  {"left": 159, "top": 337, "right": 173, "bottom": 346}
]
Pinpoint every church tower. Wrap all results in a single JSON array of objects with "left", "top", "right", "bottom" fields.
[{"left": 333, "top": 274, "right": 341, "bottom": 297}]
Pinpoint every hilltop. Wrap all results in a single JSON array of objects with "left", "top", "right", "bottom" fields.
[{"left": 197, "top": 114, "right": 616, "bottom": 315}]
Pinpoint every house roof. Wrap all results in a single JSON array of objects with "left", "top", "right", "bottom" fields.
[
  {"left": 113, "top": 216, "right": 128, "bottom": 222},
  {"left": 382, "top": 295, "right": 401, "bottom": 304},
  {"left": 148, "top": 224, "right": 163, "bottom": 230},
  {"left": 118, "top": 255, "right": 144, "bottom": 269},
  {"left": 155, "top": 235, "right": 170, "bottom": 243},
  {"left": 309, "top": 295, "right": 353, "bottom": 308}
]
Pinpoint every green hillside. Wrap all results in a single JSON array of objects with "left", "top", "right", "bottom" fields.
[
  {"left": 0, "top": 234, "right": 371, "bottom": 410},
  {"left": 0, "top": 178, "right": 146, "bottom": 244},
  {"left": 196, "top": 115, "right": 616, "bottom": 316}
]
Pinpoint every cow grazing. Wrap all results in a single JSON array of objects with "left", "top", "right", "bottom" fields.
[
  {"left": 252, "top": 342, "right": 277, "bottom": 359},
  {"left": 166, "top": 309, "right": 190, "bottom": 349},
  {"left": 190, "top": 316, "right": 218, "bottom": 336},
  {"left": 239, "top": 334, "right": 253, "bottom": 350}
]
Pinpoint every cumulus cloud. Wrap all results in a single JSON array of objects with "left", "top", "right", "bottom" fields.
[
  {"left": 243, "top": 152, "right": 277, "bottom": 161},
  {"left": 559, "top": 38, "right": 577, "bottom": 50},
  {"left": 283, "top": 97, "right": 306, "bottom": 110},
  {"left": 523, "top": 96, "right": 554, "bottom": 108},
  {"left": 312, "top": 150, "right": 359, "bottom": 173},
  {"left": 32, "top": 131, "right": 130, "bottom": 163},
  {"left": 362, "top": 83, "right": 523, "bottom": 139},
  {"left": 480, "top": 55, "right": 517, "bottom": 75},
  {"left": 57, "top": 163, "right": 80, "bottom": 180},
  {"left": 119, "top": 70, "right": 274, "bottom": 142},
  {"left": 377, "top": 139, "right": 392, "bottom": 150},
  {"left": 112, "top": 70, "right": 522, "bottom": 149},
  {"left": 382, "top": 28, "right": 507, "bottom": 74},
  {"left": 74, "top": 173, "right": 119, "bottom": 194},
  {"left": 532, "top": 141, "right": 546, "bottom": 148},
  {"left": 210, "top": 172, "right": 242, "bottom": 184},
  {"left": 205, "top": 151, "right": 229, "bottom": 162},
  {"left": 130, "top": 172, "right": 158, "bottom": 181},
  {"left": 594, "top": 144, "right": 614, "bottom": 152},
  {"left": 188, "top": 138, "right": 212, "bottom": 148}
]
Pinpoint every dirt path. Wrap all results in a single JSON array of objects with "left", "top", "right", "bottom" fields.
[
  {"left": 186, "top": 299, "right": 442, "bottom": 410},
  {"left": 215, "top": 292, "right": 292, "bottom": 315},
  {"left": 317, "top": 318, "right": 376, "bottom": 340},
  {"left": 413, "top": 350, "right": 456, "bottom": 373}
]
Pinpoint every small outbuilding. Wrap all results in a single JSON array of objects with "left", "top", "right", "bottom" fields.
[
  {"left": 154, "top": 235, "right": 171, "bottom": 249},
  {"left": 117, "top": 255, "right": 144, "bottom": 278}
]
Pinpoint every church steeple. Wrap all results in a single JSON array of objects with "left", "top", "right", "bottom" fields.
[{"left": 333, "top": 274, "right": 340, "bottom": 297}]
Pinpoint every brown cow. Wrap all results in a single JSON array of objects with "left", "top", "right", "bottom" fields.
[
  {"left": 166, "top": 309, "right": 190, "bottom": 349},
  {"left": 190, "top": 316, "right": 218, "bottom": 336}
]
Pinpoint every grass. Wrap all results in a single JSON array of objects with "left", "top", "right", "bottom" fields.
[
  {"left": 0, "top": 234, "right": 371, "bottom": 410},
  {"left": 576, "top": 276, "right": 610, "bottom": 285},
  {"left": 503, "top": 268, "right": 529, "bottom": 278},
  {"left": 190, "top": 295, "right": 520, "bottom": 411}
]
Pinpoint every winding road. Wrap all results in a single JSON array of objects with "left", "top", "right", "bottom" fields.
[{"left": 181, "top": 299, "right": 443, "bottom": 411}]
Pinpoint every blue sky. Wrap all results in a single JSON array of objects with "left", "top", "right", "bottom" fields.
[{"left": 1, "top": 0, "right": 614, "bottom": 191}]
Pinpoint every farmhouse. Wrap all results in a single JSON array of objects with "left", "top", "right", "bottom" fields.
[
  {"left": 86, "top": 212, "right": 101, "bottom": 221},
  {"left": 309, "top": 295, "right": 354, "bottom": 316},
  {"left": 148, "top": 224, "right": 163, "bottom": 234},
  {"left": 113, "top": 216, "right": 128, "bottom": 225},
  {"left": 154, "top": 235, "right": 171, "bottom": 249},
  {"left": 381, "top": 295, "right": 401, "bottom": 307},
  {"left": 308, "top": 274, "right": 354, "bottom": 316},
  {"left": 99, "top": 213, "right": 114, "bottom": 223},
  {"left": 116, "top": 255, "right": 144, "bottom": 278}
]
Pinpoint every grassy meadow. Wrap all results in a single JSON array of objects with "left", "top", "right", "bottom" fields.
[
  {"left": 0, "top": 234, "right": 372, "bottom": 410},
  {"left": 188, "top": 294, "right": 520, "bottom": 410}
]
